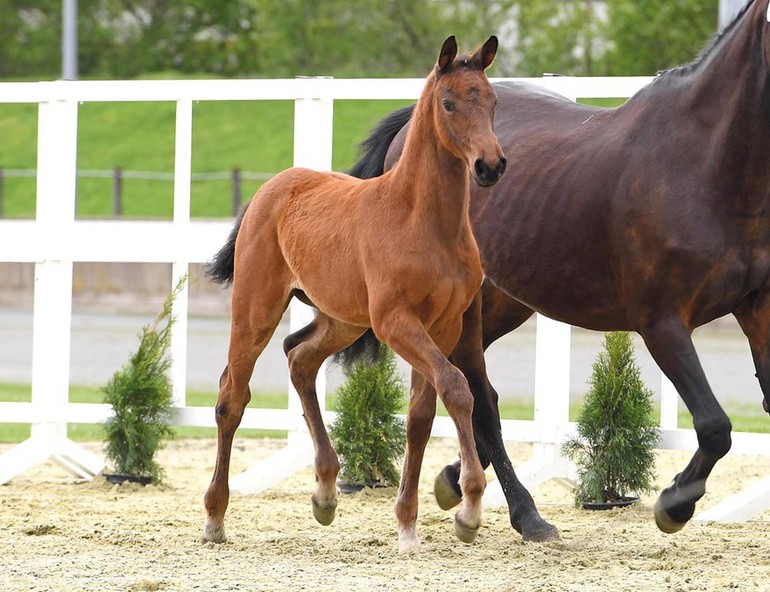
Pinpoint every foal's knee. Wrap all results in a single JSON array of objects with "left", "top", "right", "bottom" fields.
[
  {"left": 438, "top": 368, "right": 473, "bottom": 417},
  {"left": 695, "top": 416, "right": 732, "bottom": 458}
]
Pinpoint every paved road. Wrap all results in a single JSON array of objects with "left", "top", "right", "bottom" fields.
[{"left": 0, "top": 307, "right": 765, "bottom": 413}]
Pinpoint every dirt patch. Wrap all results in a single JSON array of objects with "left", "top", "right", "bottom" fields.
[{"left": 1, "top": 438, "right": 769, "bottom": 592}]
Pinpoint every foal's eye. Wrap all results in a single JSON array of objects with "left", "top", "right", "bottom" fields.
[{"left": 442, "top": 99, "right": 454, "bottom": 112}]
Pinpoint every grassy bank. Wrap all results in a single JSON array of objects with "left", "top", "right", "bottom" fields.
[{"left": 0, "top": 98, "right": 413, "bottom": 219}]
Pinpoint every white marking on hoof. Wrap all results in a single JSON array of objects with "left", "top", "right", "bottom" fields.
[
  {"left": 203, "top": 520, "right": 227, "bottom": 544},
  {"left": 398, "top": 527, "right": 421, "bottom": 555}
]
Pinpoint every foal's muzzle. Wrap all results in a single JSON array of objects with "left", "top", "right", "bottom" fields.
[{"left": 473, "top": 156, "right": 507, "bottom": 187}]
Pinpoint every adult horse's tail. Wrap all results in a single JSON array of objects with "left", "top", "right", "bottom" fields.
[
  {"left": 336, "top": 104, "right": 416, "bottom": 369},
  {"left": 204, "top": 205, "right": 249, "bottom": 285}
]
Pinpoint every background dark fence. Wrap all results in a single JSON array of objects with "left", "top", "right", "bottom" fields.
[{"left": 0, "top": 167, "right": 272, "bottom": 217}]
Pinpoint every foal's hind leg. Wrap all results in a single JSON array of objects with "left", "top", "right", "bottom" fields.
[
  {"left": 203, "top": 277, "right": 293, "bottom": 543},
  {"left": 376, "top": 310, "right": 485, "bottom": 553},
  {"left": 283, "top": 312, "right": 366, "bottom": 527}
]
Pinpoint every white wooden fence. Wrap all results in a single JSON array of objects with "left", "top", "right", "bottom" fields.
[{"left": 1, "top": 75, "right": 769, "bottom": 522}]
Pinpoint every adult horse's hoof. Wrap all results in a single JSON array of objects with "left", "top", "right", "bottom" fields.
[
  {"left": 454, "top": 517, "right": 479, "bottom": 544},
  {"left": 434, "top": 465, "right": 462, "bottom": 510},
  {"left": 312, "top": 500, "right": 337, "bottom": 526},
  {"left": 654, "top": 498, "right": 686, "bottom": 534},
  {"left": 522, "top": 524, "right": 561, "bottom": 543}
]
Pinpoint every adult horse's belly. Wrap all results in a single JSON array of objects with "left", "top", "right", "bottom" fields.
[{"left": 469, "top": 139, "right": 628, "bottom": 329}]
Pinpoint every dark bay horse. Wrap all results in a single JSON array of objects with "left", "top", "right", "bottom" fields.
[
  {"left": 203, "top": 36, "right": 506, "bottom": 553},
  {"left": 346, "top": 0, "right": 770, "bottom": 541}
]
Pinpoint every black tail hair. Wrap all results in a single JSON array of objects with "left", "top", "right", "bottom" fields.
[
  {"left": 334, "top": 104, "right": 416, "bottom": 371},
  {"left": 204, "top": 203, "right": 249, "bottom": 285}
]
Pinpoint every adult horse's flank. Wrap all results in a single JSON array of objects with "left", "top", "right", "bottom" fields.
[
  {"left": 347, "top": 0, "right": 770, "bottom": 540},
  {"left": 202, "top": 36, "right": 506, "bottom": 553}
]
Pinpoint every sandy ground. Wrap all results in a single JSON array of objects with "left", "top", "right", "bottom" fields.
[{"left": 2, "top": 437, "right": 770, "bottom": 592}]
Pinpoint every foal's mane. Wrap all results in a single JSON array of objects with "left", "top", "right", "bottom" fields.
[{"left": 656, "top": 0, "right": 756, "bottom": 80}]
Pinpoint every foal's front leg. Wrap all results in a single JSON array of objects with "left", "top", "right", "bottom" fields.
[{"left": 377, "top": 311, "right": 485, "bottom": 553}]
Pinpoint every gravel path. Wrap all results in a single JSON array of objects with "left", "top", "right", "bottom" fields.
[{"left": 0, "top": 307, "right": 764, "bottom": 411}]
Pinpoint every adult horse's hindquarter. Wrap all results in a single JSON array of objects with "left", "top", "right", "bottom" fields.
[
  {"left": 202, "top": 35, "right": 505, "bottom": 554},
  {"left": 346, "top": 0, "right": 770, "bottom": 541}
]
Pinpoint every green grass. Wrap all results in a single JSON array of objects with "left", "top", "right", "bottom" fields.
[
  {"left": 1, "top": 381, "right": 768, "bottom": 443},
  {"left": 0, "top": 98, "right": 413, "bottom": 219}
]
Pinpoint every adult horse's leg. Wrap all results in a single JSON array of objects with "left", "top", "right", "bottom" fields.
[
  {"left": 283, "top": 312, "right": 366, "bottom": 526},
  {"left": 376, "top": 310, "right": 485, "bottom": 553},
  {"left": 203, "top": 284, "right": 292, "bottom": 543},
  {"left": 639, "top": 316, "right": 732, "bottom": 533},
  {"left": 435, "top": 287, "right": 560, "bottom": 541},
  {"left": 435, "top": 282, "right": 534, "bottom": 506},
  {"left": 734, "top": 293, "right": 770, "bottom": 415}
]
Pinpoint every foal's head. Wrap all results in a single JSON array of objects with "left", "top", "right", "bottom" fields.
[{"left": 431, "top": 36, "right": 506, "bottom": 187}]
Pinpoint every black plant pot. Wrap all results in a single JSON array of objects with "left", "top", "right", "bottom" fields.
[
  {"left": 582, "top": 496, "right": 639, "bottom": 511},
  {"left": 337, "top": 482, "right": 366, "bottom": 494},
  {"left": 104, "top": 473, "right": 153, "bottom": 486},
  {"left": 337, "top": 481, "right": 391, "bottom": 494}
]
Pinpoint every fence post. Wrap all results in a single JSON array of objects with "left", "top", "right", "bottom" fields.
[
  {"left": 288, "top": 76, "right": 334, "bottom": 439},
  {"left": 112, "top": 166, "right": 122, "bottom": 216},
  {"left": 170, "top": 98, "right": 193, "bottom": 409},
  {"left": 231, "top": 167, "right": 241, "bottom": 215}
]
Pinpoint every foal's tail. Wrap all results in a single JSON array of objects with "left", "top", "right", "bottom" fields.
[
  {"left": 335, "top": 104, "right": 416, "bottom": 370},
  {"left": 204, "top": 204, "right": 249, "bottom": 285}
]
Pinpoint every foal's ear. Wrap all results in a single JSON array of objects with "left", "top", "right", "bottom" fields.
[
  {"left": 474, "top": 35, "right": 498, "bottom": 70},
  {"left": 437, "top": 35, "right": 458, "bottom": 72}
]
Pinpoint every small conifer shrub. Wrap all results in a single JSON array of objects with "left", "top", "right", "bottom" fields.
[
  {"left": 101, "top": 276, "right": 186, "bottom": 484},
  {"left": 329, "top": 347, "right": 407, "bottom": 488},
  {"left": 562, "top": 331, "right": 659, "bottom": 506}
]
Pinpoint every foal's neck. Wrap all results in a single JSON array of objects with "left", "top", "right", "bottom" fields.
[{"left": 390, "top": 74, "right": 471, "bottom": 238}]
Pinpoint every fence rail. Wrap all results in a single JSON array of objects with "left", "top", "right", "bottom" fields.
[{"left": 0, "top": 75, "right": 768, "bottom": 522}]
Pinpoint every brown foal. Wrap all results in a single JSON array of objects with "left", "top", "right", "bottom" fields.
[{"left": 202, "top": 35, "right": 505, "bottom": 553}]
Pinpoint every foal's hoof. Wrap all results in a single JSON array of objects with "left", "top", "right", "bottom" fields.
[
  {"left": 654, "top": 499, "right": 686, "bottom": 534},
  {"left": 312, "top": 500, "right": 337, "bottom": 526},
  {"left": 454, "top": 518, "right": 479, "bottom": 544},
  {"left": 434, "top": 466, "right": 462, "bottom": 511}
]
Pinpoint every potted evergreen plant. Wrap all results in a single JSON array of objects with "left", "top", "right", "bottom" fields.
[
  {"left": 101, "top": 276, "right": 186, "bottom": 485},
  {"left": 329, "top": 347, "right": 407, "bottom": 492},
  {"left": 562, "top": 331, "right": 659, "bottom": 509}
]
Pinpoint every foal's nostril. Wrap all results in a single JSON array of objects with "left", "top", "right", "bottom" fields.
[
  {"left": 474, "top": 158, "right": 487, "bottom": 179},
  {"left": 496, "top": 157, "right": 507, "bottom": 178}
]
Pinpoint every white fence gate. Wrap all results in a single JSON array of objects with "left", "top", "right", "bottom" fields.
[{"left": 1, "top": 76, "right": 769, "bottom": 522}]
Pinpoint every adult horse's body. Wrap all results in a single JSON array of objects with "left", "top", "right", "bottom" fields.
[
  {"left": 347, "top": 0, "right": 770, "bottom": 541},
  {"left": 202, "top": 36, "right": 506, "bottom": 553}
]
